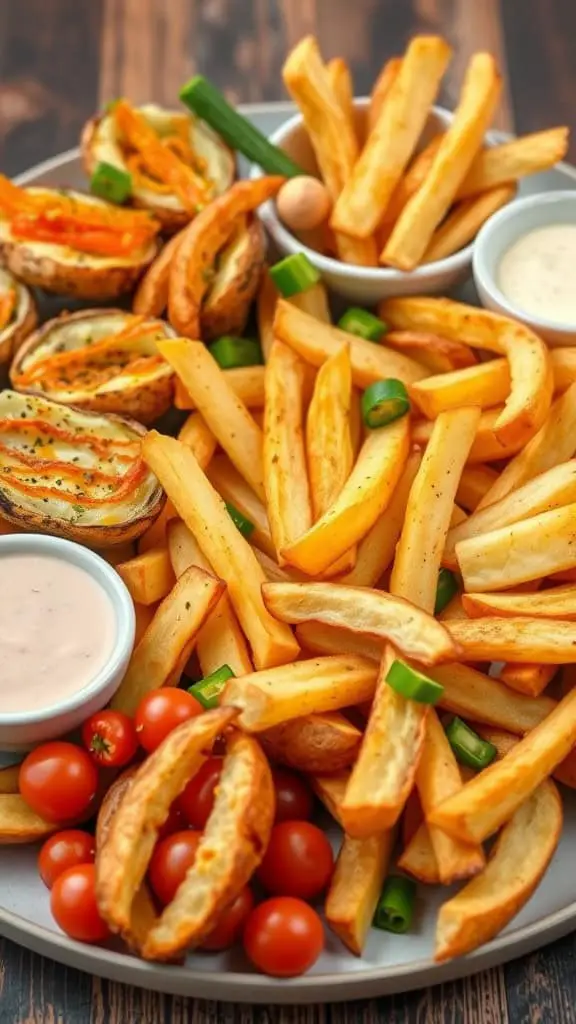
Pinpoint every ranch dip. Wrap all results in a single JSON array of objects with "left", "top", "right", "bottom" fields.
[
  {"left": 497, "top": 224, "right": 576, "bottom": 325},
  {"left": 0, "top": 552, "right": 115, "bottom": 714}
]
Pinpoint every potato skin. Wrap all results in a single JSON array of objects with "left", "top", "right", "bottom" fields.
[
  {"left": 201, "top": 217, "right": 266, "bottom": 340},
  {"left": 0, "top": 284, "right": 38, "bottom": 365}
]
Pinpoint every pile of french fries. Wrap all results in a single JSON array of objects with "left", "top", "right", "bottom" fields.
[{"left": 281, "top": 35, "right": 568, "bottom": 269}]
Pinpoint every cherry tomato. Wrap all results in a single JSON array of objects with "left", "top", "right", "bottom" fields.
[
  {"left": 258, "top": 821, "right": 334, "bottom": 899},
  {"left": 272, "top": 769, "right": 314, "bottom": 823},
  {"left": 178, "top": 757, "right": 222, "bottom": 829},
  {"left": 201, "top": 886, "right": 254, "bottom": 951},
  {"left": 50, "top": 864, "right": 110, "bottom": 943},
  {"left": 157, "top": 802, "right": 187, "bottom": 840},
  {"left": 148, "top": 830, "right": 202, "bottom": 906},
  {"left": 135, "top": 689, "right": 203, "bottom": 754},
  {"left": 81, "top": 710, "right": 138, "bottom": 768},
  {"left": 20, "top": 742, "right": 98, "bottom": 823},
  {"left": 243, "top": 897, "right": 324, "bottom": 977},
  {"left": 38, "top": 830, "right": 95, "bottom": 889}
]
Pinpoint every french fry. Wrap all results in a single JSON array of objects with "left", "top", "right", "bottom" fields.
[
  {"left": 256, "top": 268, "right": 277, "bottom": 360},
  {"left": 325, "top": 830, "right": 395, "bottom": 955},
  {"left": 431, "top": 662, "right": 556, "bottom": 734},
  {"left": 428, "top": 685, "right": 576, "bottom": 843},
  {"left": 498, "top": 663, "right": 557, "bottom": 698},
  {"left": 0, "top": 764, "right": 19, "bottom": 795},
  {"left": 159, "top": 339, "right": 265, "bottom": 503},
  {"left": 398, "top": 820, "right": 440, "bottom": 884},
  {"left": 206, "top": 454, "right": 275, "bottom": 559},
  {"left": 289, "top": 281, "right": 331, "bottom": 322},
  {"left": 177, "top": 411, "right": 217, "bottom": 469},
  {"left": 410, "top": 357, "right": 510, "bottom": 419},
  {"left": 280, "top": 416, "right": 410, "bottom": 575},
  {"left": 413, "top": 406, "right": 540, "bottom": 463},
  {"left": 0, "top": 794, "right": 57, "bottom": 844},
  {"left": 132, "top": 227, "right": 185, "bottom": 317},
  {"left": 382, "top": 329, "right": 477, "bottom": 373},
  {"left": 168, "top": 177, "right": 284, "bottom": 338},
  {"left": 260, "top": 713, "right": 361, "bottom": 773},
  {"left": 138, "top": 501, "right": 177, "bottom": 555},
  {"left": 458, "top": 127, "right": 569, "bottom": 199},
  {"left": 382, "top": 297, "right": 553, "bottom": 449},
  {"left": 116, "top": 547, "right": 175, "bottom": 606},
  {"left": 274, "top": 300, "right": 426, "bottom": 388},
  {"left": 326, "top": 57, "right": 355, "bottom": 131},
  {"left": 167, "top": 520, "right": 253, "bottom": 677},
  {"left": 455, "top": 465, "right": 499, "bottom": 512},
  {"left": 295, "top": 621, "right": 383, "bottom": 662},
  {"left": 252, "top": 547, "right": 308, "bottom": 583},
  {"left": 391, "top": 407, "right": 480, "bottom": 611},
  {"left": 142, "top": 434, "right": 299, "bottom": 669},
  {"left": 134, "top": 601, "right": 157, "bottom": 645},
  {"left": 368, "top": 56, "right": 402, "bottom": 133},
  {"left": 310, "top": 771, "right": 349, "bottom": 825},
  {"left": 438, "top": 592, "right": 468, "bottom": 621},
  {"left": 174, "top": 367, "right": 266, "bottom": 412},
  {"left": 445, "top": 460, "right": 576, "bottom": 569},
  {"left": 221, "top": 656, "right": 377, "bottom": 731},
  {"left": 264, "top": 341, "right": 312, "bottom": 561},
  {"left": 422, "top": 185, "right": 515, "bottom": 263},
  {"left": 435, "top": 779, "right": 562, "bottom": 962},
  {"left": 477, "top": 383, "right": 576, "bottom": 509},
  {"left": 550, "top": 347, "right": 576, "bottom": 394},
  {"left": 332, "top": 36, "right": 451, "bottom": 238},
  {"left": 382, "top": 53, "right": 501, "bottom": 269},
  {"left": 456, "top": 502, "right": 576, "bottom": 591},
  {"left": 262, "top": 581, "right": 459, "bottom": 666},
  {"left": 446, "top": 617, "right": 576, "bottom": 664},
  {"left": 463, "top": 584, "right": 576, "bottom": 621},
  {"left": 307, "top": 343, "right": 353, "bottom": 521},
  {"left": 111, "top": 565, "right": 225, "bottom": 715},
  {"left": 378, "top": 134, "right": 445, "bottom": 238}
]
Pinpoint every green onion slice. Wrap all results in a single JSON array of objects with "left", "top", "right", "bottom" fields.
[
  {"left": 445, "top": 716, "right": 497, "bottom": 771},
  {"left": 209, "top": 336, "right": 263, "bottom": 369},
  {"left": 338, "top": 307, "right": 388, "bottom": 342},
  {"left": 361, "top": 379, "right": 410, "bottom": 429},
  {"left": 373, "top": 875, "right": 417, "bottom": 934},
  {"left": 225, "top": 502, "right": 255, "bottom": 538},
  {"left": 386, "top": 659, "right": 444, "bottom": 705},
  {"left": 269, "top": 253, "right": 320, "bottom": 297},
  {"left": 90, "top": 161, "right": 132, "bottom": 204},
  {"left": 189, "top": 664, "right": 235, "bottom": 710},
  {"left": 434, "top": 568, "right": 459, "bottom": 616}
]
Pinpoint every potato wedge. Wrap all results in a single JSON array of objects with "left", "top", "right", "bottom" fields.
[
  {"left": 206, "top": 454, "right": 274, "bottom": 559},
  {"left": 133, "top": 229, "right": 185, "bottom": 318},
  {"left": 174, "top": 366, "right": 265, "bottom": 412},
  {"left": 398, "top": 820, "right": 440, "bottom": 885},
  {"left": 142, "top": 730, "right": 274, "bottom": 960},
  {"left": 382, "top": 328, "right": 477, "bottom": 374},
  {"left": 0, "top": 794, "right": 56, "bottom": 844},
  {"left": 260, "top": 712, "right": 361, "bottom": 773},
  {"left": 310, "top": 771, "right": 349, "bottom": 825},
  {"left": 410, "top": 358, "right": 510, "bottom": 419},
  {"left": 280, "top": 416, "right": 410, "bottom": 575},
  {"left": 446, "top": 616, "right": 576, "bottom": 664},
  {"left": 96, "top": 767, "right": 139, "bottom": 850},
  {"left": 455, "top": 465, "right": 500, "bottom": 512},
  {"left": 326, "top": 831, "right": 395, "bottom": 955},
  {"left": 0, "top": 267, "right": 37, "bottom": 365},
  {"left": 116, "top": 547, "right": 175, "bottom": 606},
  {"left": 435, "top": 780, "right": 562, "bottom": 962},
  {"left": 428, "top": 687, "right": 576, "bottom": 844},
  {"left": 463, "top": 585, "right": 576, "bottom": 621},
  {"left": 422, "top": 185, "right": 515, "bottom": 263},
  {"left": 550, "top": 347, "right": 576, "bottom": 394},
  {"left": 142, "top": 433, "right": 298, "bottom": 669},
  {"left": 458, "top": 127, "right": 569, "bottom": 199},
  {"left": 221, "top": 656, "right": 377, "bottom": 731},
  {"left": 201, "top": 215, "right": 265, "bottom": 340}
]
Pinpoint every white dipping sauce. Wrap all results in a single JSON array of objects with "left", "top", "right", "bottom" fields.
[
  {"left": 0, "top": 553, "right": 116, "bottom": 714},
  {"left": 498, "top": 224, "right": 576, "bottom": 325}
]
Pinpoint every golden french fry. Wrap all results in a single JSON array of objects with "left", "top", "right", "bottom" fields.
[
  {"left": 463, "top": 584, "right": 576, "bottom": 621},
  {"left": 446, "top": 616, "right": 576, "bottom": 664},
  {"left": 0, "top": 765, "right": 20, "bottom": 795},
  {"left": 326, "top": 830, "right": 395, "bottom": 955},
  {"left": 116, "top": 547, "right": 175, "bottom": 606},
  {"left": 413, "top": 406, "right": 539, "bottom": 464},
  {"left": 260, "top": 713, "right": 361, "bottom": 774},
  {"left": 134, "top": 601, "right": 156, "bottom": 645},
  {"left": 422, "top": 184, "right": 515, "bottom": 263},
  {"left": 438, "top": 592, "right": 468, "bottom": 621},
  {"left": 264, "top": 341, "right": 312, "bottom": 562},
  {"left": 174, "top": 367, "right": 266, "bottom": 412},
  {"left": 326, "top": 57, "right": 355, "bottom": 129},
  {"left": 398, "top": 820, "right": 440, "bottom": 884},
  {"left": 252, "top": 547, "right": 308, "bottom": 583},
  {"left": 263, "top": 581, "right": 459, "bottom": 665},
  {"left": 550, "top": 347, "right": 576, "bottom": 393},
  {"left": 432, "top": 662, "right": 556, "bottom": 734},
  {"left": 142, "top": 433, "right": 299, "bottom": 669},
  {"left": 281, "top": 416, "right": 410, "bottom": 575},
  {"left": 295, "top": 621, "right": 383, "bottom": 661},
  {"left": 382, "top": 328, "right": 477, "bottom": 373},
  {"left": 455, "top": 464, "right": 499, "bottom": 512},
  {"left": 378, "top": 134, "right": 445, "bottom": 238},
  {"left": 274, "top": 300, "right": 426, "bottom": 387},
  {"left": 332, "top": 36, "right": 452, "bottom": 237},
  {"left": 138, "top": 502, "right": 177, "bottom": 555},
  {"left": 498, "top": 663, "right": 557, "bottom": 698},
  {"left": 133, "top": 228, "right": 185, "bottom": 317},
  {"left": 256, "top": 268, "right": 277, "bottom": 360},
  {"left": 382, "top": 297, "right": 553, "bottom": 449},
  {"left": 0, "top": 794, "right": 56, "bottom": 844},
  {"left": 307, "top": 343, "right": 353, "bottom": 521},
  {"left": 111, "top": 565, "right": 225, "bottom": 714},
  {"left": 382, "top": 54, "right": 501, "bottom": 269},
  {"left": 177, "top": 411, "right": 217, "bottom": 469},
  {"left": 391, "top": 407, "right": 480, "bottom": 611},
  {"left": 310, "top": 771, "right": 349, "bottom": 825},
  {"left": 458, "top": 127, "right": 569, "bottom": 199},
  {"left": 205, "top": 454, "right": 274, "bottom": 559},
  {"left": 410, "top": 357, "right": 510, "bottom": 419},
  {"left": 289, "top": 281, "right": 331, "bottom": 322},
  {"left": 221, "top": 655, "right": 377, "bottom": 731},
  {"left": 368, "top": 56, "right": 402, "bottom": 133}
]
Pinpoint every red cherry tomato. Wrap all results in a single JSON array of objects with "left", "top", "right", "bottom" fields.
[
  {"left": 201, "top": 886, "right": 254, "bottom": 951},
  {"left": 135, "top": 689, "right": 203, "bottom": 754},
  {"left": 258, "top": 821, "right": 334, "bottom": 899},
  {"left": 38, "top": 830, "right": 95, "bottom": 889},
  {"left": 50, "top": 864, "right": 110, "bottom": 943},
  {"left": 148, "top": 830, "right": 202, "bottom": 906},
  {"left": 243, "top": 897, "right": 324, "bottom": 977},
  {"left": 178, "top": 757, "right": 222, "bottom": 829},
  {"left": 20, "top": 742, "right": 98, "bottom": 823},
  {"left": 81, "top": 710, "right": 138, "bottom": 768},
  {"left": 272, "top": 769, "right": 314, "bottom": 823},
  {"left": 157, "top": 802, "right": 187, "bottom": 840}
]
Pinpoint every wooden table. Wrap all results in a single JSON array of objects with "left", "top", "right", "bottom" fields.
[{"left": 1, "top": 0, "right": 576, "bottom": 1021}]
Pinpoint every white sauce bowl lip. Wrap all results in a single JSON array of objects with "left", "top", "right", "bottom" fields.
[
  {"left": 473, "top": 190, "right": 576, "bottom": 333},
  {"left": 251, "top": 100, "right": 477, "bottom": 285},
  {"left": 0, "top": 533, "right": 135, "bottom": 725}
]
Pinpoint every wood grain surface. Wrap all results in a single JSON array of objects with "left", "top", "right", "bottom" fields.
[{"left": 1, "top": 0, "right": 576, "bottom": 1021}]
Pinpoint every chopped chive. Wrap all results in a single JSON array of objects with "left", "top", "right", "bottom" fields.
[
  {"left": 445, "top": 716, "right": 497, "bottom": 771},
  {"left": 361, "top": 379, "right": 410, "bottom": 429},
  {"left": 209, "top": 336, "right": 263, "bottom": 369},
  {"left": 435, "top": 568, "right": 459, "bottom": 616},
  {"left": 374, "top": 876, "right": 416, "bottom": 934},
  {"left": 90, "top": 161, "right": 132, "bottom": 204},
  {"left": 269, "top": 253, "right": 320, "bottom": 297},
  {"left": 338, "top": 307, "right": 388, "bottom": 342},
  {"left": 189, "top": 664, "right": 235, "bottom": 709},
  {"left": 225, "top": 501, "right": 254, "bottom": 538},
  {"left": 386, "top": 659, "right": 444, "bottom": 705}
]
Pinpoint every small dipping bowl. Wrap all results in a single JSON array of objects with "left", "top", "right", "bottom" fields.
[
  {"left": 0, "top": 533, "right": 135, "bottom": 755},
  {"left": 473, "top": 190, "right": 576, "bottom": 347}
]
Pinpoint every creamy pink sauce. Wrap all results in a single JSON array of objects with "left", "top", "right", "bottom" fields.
[{"left": 0, "top": 553, "right": 116, "bottom": 714}]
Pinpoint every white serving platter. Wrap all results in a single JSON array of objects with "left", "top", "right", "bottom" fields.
[{"left": 1, "top": 102, "right": 576, "bottom": 1005}]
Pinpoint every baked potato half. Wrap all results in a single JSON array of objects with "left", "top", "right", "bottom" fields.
[
  {"left": 0, "top": 267, "right": 37, "bottom": 365},
  {"left": 0, "top": 390, "right": 164, "bottom": 546},
  {"left": 11, "top": 309, "right": 176, "bottom": 424},
  {"left": 81, "top": 103, "right": 235, "bottom": 233},
  {"left": 201, "top": 215, "right": 266, "bottom": 339}
]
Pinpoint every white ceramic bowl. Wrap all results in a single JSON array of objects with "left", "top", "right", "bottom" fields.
[
  {"left": 0, "top": 534, "right": 135, "bottom": 754},
  {"left": 473, "top": 190, "right": 576, "bottom": 346},
  {"left": 254, "top": 100, "right": 485, "bottom": 305}
]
